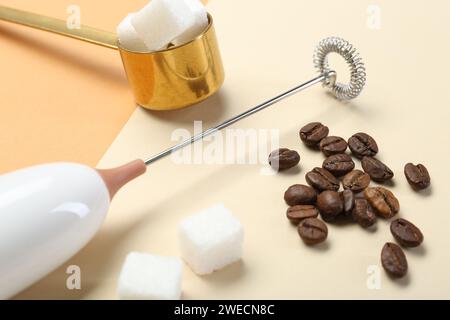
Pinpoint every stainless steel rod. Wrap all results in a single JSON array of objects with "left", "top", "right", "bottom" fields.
[{"left": 144, "top": 73, "right": 327, "bottom": 165}]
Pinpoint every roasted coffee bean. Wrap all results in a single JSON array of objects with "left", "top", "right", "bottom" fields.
[
  {"left": 319, "top": 136, "right": 348, "bottom": 156},
  {"left": 404, "top": 163, "right": 431, "bottom": 190},
  {"left": 268, "top": 148, "right": 300, "bottom": 171},
  {"left": 322, "top": 154, "right": 355, "bottom": 177},
  {"left": 390, "top": 218, "right": 424, "bottom": 247},
  {"left": 299, "top": 122, "right": 329, "bottom": 147},
  {"left": 354, "top": 191, "right": 366, "bottom": 199},
  {"left": 284, "top": 184, "right": 317, "bottom": 206},
  {"left": 298, "top": 218, "right": 328, "bottom": 245},
  {"left": 381, "top": 242, "right": 408, "bottom": 278},
  {"left": 305, "top": 167, "right": 340, "bottom": 192},
  {"left": 342, "top": 170, "right": 371, "bottom": 192},
  {"left": 286, "top": 205, "right": 319, "bottom": 225},
  {"left": 340, "top": 190, "right": 355, "bottom": 215},
  {"left": 352, "top": 199, "right": 377, "bottom": 228},
  {"left": 348, "top": 132, "right": 378, "bottom": 158},
  {"left": 317, "top": 191, "right": 343, "bottom": 221},
  {"left": 361, "top": 156, "right": 394, "bottom": 182},
  {"left": 364, "top": 187, "right": 400, "bottom": 219}
]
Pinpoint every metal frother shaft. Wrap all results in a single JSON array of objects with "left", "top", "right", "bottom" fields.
[
  {"left": 144, "top": 37, "right": 366, "bottom": 166},
  {"left": 144, "top": 74, "right": 327, "bottom": 165}
]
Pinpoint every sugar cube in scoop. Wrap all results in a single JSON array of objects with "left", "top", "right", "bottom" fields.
[
  {"left": 116, "top": 14, "right": 149, "bottom": 52},
  {"left": 178, "top": 204, "right": 244, "bottom": 275},
  {"left": 117, "top": 252, "right": 182, "bottom": 300},
  {"left": 172, "top": 0, "right": 208, "bottom": 46},
  {"left": 131, "top": 0, "right": 207, "bottom": 51}
]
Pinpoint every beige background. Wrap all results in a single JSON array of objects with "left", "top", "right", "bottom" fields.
[{"left": 16, "top": 0, "right": 450, "bottom": 299}]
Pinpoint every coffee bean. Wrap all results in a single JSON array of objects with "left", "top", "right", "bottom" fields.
[
  {"left": 404, "top": 163, "right": 431, "bottom": 190},
  {"left": 390, "top": 218, "right": 424, "bottom": 248},
  {"left": 342, "top": 170, "right": 371, "bottom": 193},
  {"left": 361, "top": 157, "right": 394, "bottom": 182},
  {"left": 317, "top": 191, "right": 343, "bottom": 221},
  {"left": 284, "top": 184, "right": 317, "bottom": 206},
  {"left": 354, "top": 191, "right": 366, "bottom": 199},
  {"left": 305, "top": 167, "right": 340, "bottom": 192},
  {"left": 319, "top": 136, "right": 348, "bottom": 156},
  {"left": 381, "top": 242, "right": 408, "bottom": 278},
  {"left": 364, "top": 187, "right": 400, "bottom": 219},
  {"left": 352, "top": 199, "right": 377, "bottom": 228},
  {"left": 340, "top": 190, "right": 355, "bottom": 215},
  {"left": 348, "top": 132, "right": 378, "bottom": 158},
  {"left": 322, "top": 154, "right": 355, "bottom": 177},
  {"left": 286, "top": 205, "right": 319, "bottom": 225},
  {"left": 268, "top": 148, "right": 300, "bottom": 171},
  {"left": 298, "top": 218, "right": 328, "bottom": 245},
  {"left": 299, "top": 122, "right": 329, "bottom": 147}
]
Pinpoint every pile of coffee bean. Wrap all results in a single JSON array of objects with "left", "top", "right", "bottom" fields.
[{"left": 269, "top": 122, "right": 431, "bottom": 279}]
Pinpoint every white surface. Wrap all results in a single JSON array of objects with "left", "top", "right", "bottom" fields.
[
  {"left": 131, "top": 0, "right": 206, "bottom": 50},
  {"left": 117, "top": 252, "right": 182, "bottom": 300},
  {"left": 178, "top": 204, "right": 244, "bottom": 275},
  {"left": 0, "top": 163, "right": 110, "bottom": 299},
  {"left": 116, "top": 14, "right": 149, "bottom": 52},
  {"left": 173, "top": 0, "right": 208, "bottom": 46}
]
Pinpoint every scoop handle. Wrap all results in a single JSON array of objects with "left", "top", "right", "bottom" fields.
[{"left": 0, "top": 5, "right": 118, "bottom": 49}]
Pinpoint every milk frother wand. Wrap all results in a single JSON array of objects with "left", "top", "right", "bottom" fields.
[
  {"left": 145, "top": 37, "right": 366, "bottom": 164},
  {"left": 0, "top": 37, "right": 365, "bottom": 299}
]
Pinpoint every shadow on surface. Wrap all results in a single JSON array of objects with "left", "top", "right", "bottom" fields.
[{"left": 142, "top": 91, "right": 228, "bottom": 126}]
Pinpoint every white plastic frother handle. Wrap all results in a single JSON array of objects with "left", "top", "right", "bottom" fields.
[
  {"left": 0, "top": 160, "right": 147, "bottom": 299},
  {"left": 0, "top": 160, "right": 146, "bottom": 299},
  {"left": 0, "top": 163, "right": 110, "bottom": 298}
]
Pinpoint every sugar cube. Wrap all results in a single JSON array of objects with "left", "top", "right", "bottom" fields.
[
  {"left": 178, "top": 204, "right": 244, "bottom": 275},
  {"left": 131, "top": 0, "right": 207, "bottom": 51},
  {"left": 117, "top": 252, "right": 182, "bottom": 300},
  {"left": 172, "top": 0, "right": 208, "bottom": 46},
  {"left": 116, "top": 14, "right": 149, "bottom": 52}
]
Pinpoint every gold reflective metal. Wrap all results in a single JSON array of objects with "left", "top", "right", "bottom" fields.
[
  {"left": 118, "top": 15, "right": 225, "bottom": 110},
  {"left": 0, "top": 6, "right": 225, "bottom": 110},
  {"left": 0, "top": 6, "right": 118, "bottom": 49}
]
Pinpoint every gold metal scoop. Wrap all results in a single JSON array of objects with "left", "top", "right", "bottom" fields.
[{"left": 0, "top": 6, "right": 225, "bottom": 110}]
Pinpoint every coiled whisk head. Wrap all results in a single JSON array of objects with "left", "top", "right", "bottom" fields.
[{"left": 314, "top": 37, "right": 366, "bottom": 100}]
